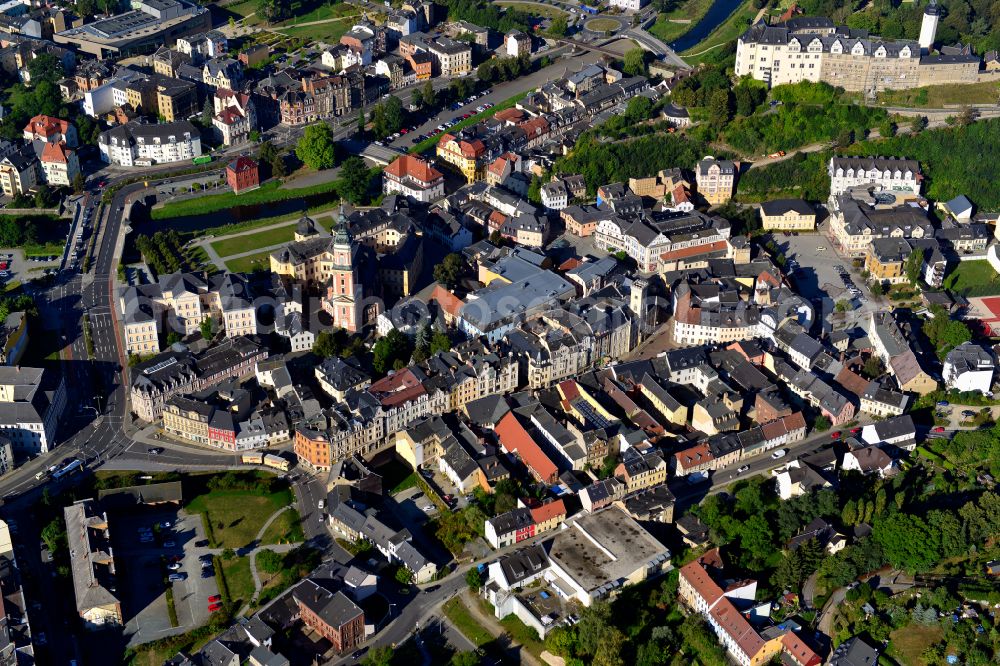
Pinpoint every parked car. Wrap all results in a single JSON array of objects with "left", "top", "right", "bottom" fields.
[
  {"left": 771, "top": 449, "right": 788, "bottom": 459},
  {"left": 208, "top": 594, "right": 221, "bottom": 603},
  {"left": 736, "top": 465, "right": 750, "bottom": 474},
  {"left": 933, "top": 426, "right": 946, "bottom": 433},
  {"left": 166, "top": 563, "right": 182, "bottom": 571},
  {"left": 831, "top": 431, "right": 842, "bottom": 439},
  {"left": 208, "top": 603, "right": 222, "bottom": 612},
  {"left": 168, "top": 573, "right": 187, "bottom": 582}
]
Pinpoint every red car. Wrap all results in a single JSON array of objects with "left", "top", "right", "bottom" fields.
[
  {"left": 831, "top": 431, "right": 842, "bottom": 439},
  {"left": 208, "top": 594, "right": 221, "bottom": 603},
  {"left": 399, "top": 128, "right": 408, "bottom": 134},
  {"left": 933, "top": 426, "right": 946, "bottom": 433},
  {"left": 850, "top": 427, "right": 860, "bottom": 434},
  {"left": 462, "top": 113, "right": 471, "bottom": 119},
  {"left": 208, "top": 603, "right": 222, "bottom": 612}
]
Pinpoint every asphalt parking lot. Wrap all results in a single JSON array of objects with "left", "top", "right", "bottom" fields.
[
  {"left": 776, "top": 233, "right": 859, "bottom": 302},
  {"left": 114, "top": 507, "right": 219, "bottom": 646}
]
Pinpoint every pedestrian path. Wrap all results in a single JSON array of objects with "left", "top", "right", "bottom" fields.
[{"left": 238, "top": 505, "right": 303, "bottom": 616}]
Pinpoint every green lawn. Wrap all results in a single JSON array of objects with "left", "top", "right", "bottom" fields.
[
  {"left": 186, "top": 245, "right": 210, "bottom": 267},
  {"left": 860, "top": 80, "right": 1000, "bottom": 108},
  {"left": 277, "top": 19, "right": 354, "bottom": 43},
  {"left": 584, "top": 17, "right": 621, "bottom": 32},
  {"left": 443, "top": 597, "right": 493, "bottom": 647},
  {"left": 260, "top": 509, "right": 305, "bottom": 545},
  {"left": 275, "top": 1, "right": 358, "bottom": 25},
  {"left": 887, "top": 624, "right": 943, "bottom": 666},
  {"left": 220, "top": 556, "right": 255, "bottom": 608},
  {"left": 210, "top": 223, "right": 296, "bottom": 258},
  {"left": 152, "top": 179, "right": 341, "bottom": 221},
  {"left": 681, "top": 0, "right": 758, "bottom": 63},
  {"left": 943, "top": 260, "right": 1000, "bottom": 295},
  {"left": 499, "top": 614, "right": 545, "bottom": 658},
  {"left": 498, "top": 1, "right": 567, "bottom": 18},
  {"left": 390, "top": 472, "right": 419, "bottom": 496},
  {"left": 186, "top": 486, "right": 291, "bottom": 549},
  {"left": 649, "top": 0, "right": 715, "bottom": 43},
  {"left": 224, "top": 0, "right": 259, "bottom": 19},
  {"left": 410, "top": 91, "right": 530, "bottom": 155},
  {"left": 22, "top": 242, "right": 65, "bottom": 257},
  {"left": 224, "top": 249, "right": 274, "bottom": 274}
]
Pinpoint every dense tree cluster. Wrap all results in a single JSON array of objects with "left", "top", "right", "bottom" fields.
[
  {"left": 372, "top": 329, "right": 413, "bottom": 375},
  {"left": 477, "top": 55, "right": 532, "bottom": 84},
  {"left": 135, "top": 230, "right": 189, "bottom": 276},
  {"left": 735, "top": 151, "right": 832, "bottom": 202},
  {"left": 555, "top": 134, "right": 709, "bottom": 194},
  {"left": 922, "top": 304, "right": 973, "bottom": 359},
  {"left": 370, "top": 95, "right": 404, "bottom": 139},
  {"left": 295, "top": 123, "right": 336, "bottom": 171},
  {"left": 436, "top": 0, "right": 531, "bottom": 34},
  {"left": 312, "top": 328, "right": 365, "bottom": 360},
  {"left": 0, "top": 215, "right": 49, "bottom": 249},
  {"left": 411, "top": 325, "right": 452, "bottom": 363},
  {"left": 723, "top": 87, "right": 887, "bottom": 155}
]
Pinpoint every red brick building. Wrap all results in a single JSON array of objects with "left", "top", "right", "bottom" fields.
[
  {"left": 293, "top": 580, "right": 364, "bottom": 653},
  {"left": 226, "top": 155, "right": 260, "bottom": 194},
  {"left": 294, "top": 427, "right": 331, "bottom": 471}
]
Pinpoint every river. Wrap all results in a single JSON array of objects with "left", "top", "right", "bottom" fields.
[{"left": 670, "top": 0, "right": 745, "bottom": 53}]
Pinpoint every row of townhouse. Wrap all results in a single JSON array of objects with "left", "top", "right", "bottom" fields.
[
  {"left": 484, "top": 499, "right": 567, "bottom": 549},
  {"left": 672, "top": 412, "right": 807, "bottom": 476}
]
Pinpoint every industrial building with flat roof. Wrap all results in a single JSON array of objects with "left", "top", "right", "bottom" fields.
[{"left": 54, "top": 0, "right": 211, "bottom": 58}]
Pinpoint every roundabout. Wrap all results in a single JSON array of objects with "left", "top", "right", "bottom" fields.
[{"left": 583, "top": 15, "right": 627, "bottom": 35}]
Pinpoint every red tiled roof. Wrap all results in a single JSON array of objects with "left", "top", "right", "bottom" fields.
[
  {"left": 760, "top": 418, "right": 787, "bottom": 441},
  {"left": 557, "top": 380, "right": 581, "bottom": 402},
  {"left": 660, "top": 240, "right": 728, "bottom": 262},
  {"left": 529, "top": 499, "right": 566, "bottom": 524},
  {"left": 40, "top": 141, "right": 69, "bottom": 164},
  {"left": 385, "top": 154, "right": 442, "bottom": 184},
  {"left": 24, "top": 114, "right": 70, "bottom": 138},
  {"left": 674, "top": 442, "right": 713, "bottom": 470},
  {"left": 460, "top": 138, "right": 486, "bottom": 158},
  {"left": 781, "top": 632, "right": 821, "bottom": 666},
  {"left": 496, "top": 411, "right": 559, "bottom": 483},
  {"left": 215, "top": 106, "right": 245, "bottom": 125},
  {"left": 835, "top": 367, "right": 869, "bottom": 397},
  {"left": 488, "top": 152, "right": 518, "bottom": 176},
  {"left": 227, "top": 155, "right": 257, "bottom": 173},
  {"left": 558, "top": 258, "right": 581, "bottom": 272},
  {"left": 366, "top": 367, "right": 426, "bottom": 408},
  {"left": 710, "top": 598, "right": 765, "bottom": 660},
  {"left": 782, "top": 412, "right": 806, "bottom": 433},
  {"left": 493, "top": 108, "right": 525, "bottom": 124},
  {"left": 488, "top": 210, "right": 507, "bottom": 231},
  {"left": 699, "top": 547, "right": 724, "bottom": 569},
  {"left": 679, "top": 558, "right": 724, "bottom": 607},
  {"left": 431, "top": 284, "right": 464, "bottom": 318},
  {"left": 518, "top": 116, "right": 549, "bottom": 138}
]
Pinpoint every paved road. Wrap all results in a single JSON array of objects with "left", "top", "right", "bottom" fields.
[{"left": 392, "top": 49, "right": 601, "bottom": 154}]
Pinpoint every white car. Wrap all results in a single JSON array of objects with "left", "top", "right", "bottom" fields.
[
  {"left": 771, "top": 449, "right": 788, "bottom": 459},
  {"left": 167, "top": 562, "right": 182, "bottom": 571},
  {"left": 736, "top": 465, "right": 750, "bottom": 474}
]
